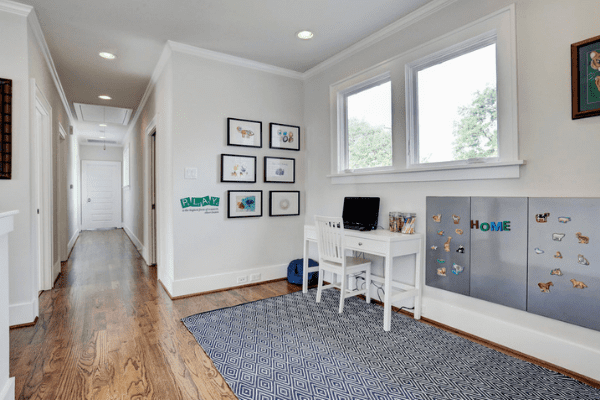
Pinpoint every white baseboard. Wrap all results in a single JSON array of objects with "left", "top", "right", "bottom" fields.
[
  {"left": 0, "top": 378, "right": 14, "bottom": 400},
  {"left": 52, "top": 261, "right": 60, "bottom": 284},
  {"left": 9, "top": 298, "right": 37, "bottom": 327},
  {"left": 172, "top": 263, "right": 288, "bottom": 298},
  {"left": 422, "top": 293, "right": 600, "bottom": 382},
  {"left": 123, "top": 225, "right": 145, "bottom": 257},
  {"left": 67, "top": 229, "right": 79, "bottom": 255}
]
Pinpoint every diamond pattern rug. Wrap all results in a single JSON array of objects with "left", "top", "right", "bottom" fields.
[{"left": 182, "top": 289, "right": 600, "bottom": 399}]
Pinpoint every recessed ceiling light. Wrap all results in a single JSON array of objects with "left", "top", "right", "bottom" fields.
[
  {"left": 297, "top": 31, "right": 314, "bottom": 40},
  {"left": 99, "top": 136, "right": 106, "bottom": 139},
  {"left": 99, "top": 52, "right": 116, "bottom": 60},
  {"left": 99, "top": 123, "right": 107, "bottom": 127},
  {"left": 98, "top": 95, "right": 111, "bottom": 100}
]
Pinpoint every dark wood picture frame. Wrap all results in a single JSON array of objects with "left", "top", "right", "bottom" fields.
[
  {"left": 0, "top": 78, "right": 12, "bottom": 179},
  {"left": 269, "top": 122, "right": 300, "bottom": 151},
  {"left": 269, "top": 191, "right": 300, "bottom": 217},
  {"left": 220, "top": 154, "right": 257, "bottom": 183},
  {"left": 227, "top": 117, "right": 262, "bottom": 148},
  {"left": 227, "top": 190, "right": 263, "bottom": 218},
  {"left": 264, "top": 156, "right": 295, "bottom": 183},
  {"left": 571, "top": 34, "right": 600, "bottom": 119}
]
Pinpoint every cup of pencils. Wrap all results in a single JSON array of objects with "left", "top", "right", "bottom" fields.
[
  {"left": 401, "top": 213, "right": 416, "bottom": 234},
  {"left": 389, "top": 212, "right": 402, "bottom": 232}
]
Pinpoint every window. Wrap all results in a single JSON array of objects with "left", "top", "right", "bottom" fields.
[
  {"left": 338, "top": 74, "right": 392, "bottom": 171},
  {"left": 407, "top": 33, "right": 500, "bottom": 167}
]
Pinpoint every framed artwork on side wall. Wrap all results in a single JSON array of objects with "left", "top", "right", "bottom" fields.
[
  {"left": 270, "top": 122, "right": 300, "bottom": 151},
  {"left": 264, "top": 156, "right": 295, "bottom": 183},
  {"left": 227, "top": 190, "right": 263, "bottom": 218},
  {"left": 221, "top": 154, "right": 257, "bottom": 183},
  {"left": 0, "top": 78, "right": 12, "bottom": 179},
  {"left": 227, "top": 117, "right": 262, "bottom": 148},
  {"left": 269, "top": 191, "right": 300, "bottom": 217},
  {"left": 571, "top": 34, "right": 600, "bottom": 119}
]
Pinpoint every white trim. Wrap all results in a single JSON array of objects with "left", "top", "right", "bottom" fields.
[
  {"left": 168, "top": 40, "right": 304, "bottom": 80},
  {"left": 0, "top": 0, "right": 31, "bottom": 16},
  {"left": 123, "top": 225, "right": 144, "bottom": 256},
  {"left": 9, "top": 299, "right": 37, "bottom": 327},
  {"left": 52, "top": 261, "right": 60, "bottom": 285},
  {"left": 67, "top": 229, "right": 79, "bottom": 254},
  {"left": 171, "top": 263, "right": 288, "bottom": 298},
  {"left": 0, "top": 377, "right": 14, "bottom": 400},
  {"left": 26, "top": 9, "right": 74, "bottom": 124},
  {"left": 144, "top": 114, "right": 157, "bottom": 137},
  {"left": 58, "top": 122, "right": 67, "bottom": 140},
  {"left": 122, "top": 144, "right": 130, "bottom": 188},
  {"left": 144, "top": 115, "right": 157, "bottom": 267},
  {"left": 303, "top": 0, "right": 458, "bottom": 79}
]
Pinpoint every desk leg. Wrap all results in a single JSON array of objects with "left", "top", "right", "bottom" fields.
[
  {"left": 414, "top": 251, "right": 422, "bottom": 320},
  {"left": 302, "top": 237, "right": 309, "bottom": 294},
  {"left": 383, "top": 254, "right": 392, "bottom": 331}
]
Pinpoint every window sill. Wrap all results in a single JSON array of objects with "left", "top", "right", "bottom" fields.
[{"left": 328, "top": 160, "right": 525, "bottom": 184}]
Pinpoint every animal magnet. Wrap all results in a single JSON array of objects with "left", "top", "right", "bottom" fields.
[
  {"left": 577, "top": 254, "right": 589, "bottom": 266},
  {"left": 535, "top": 248, "right": 544, "bottom": 254},
  {"left": 591, "top": 50, "right": 600, "bottom": 70},
  {"left": 237, "top": 126, "right": 255, "bottom": 138},
  {"left": 437, "top": 230, "right": 444, "bottom": 236},
  {"left": 558, "top": 217, "right": 571, "bottom": 223},
  {"left": 538, "top": 282, "right": 553, "bottom": 293},
  {"left": 444, "top": 236, "right": 452, "bottom": 252},
  {"left": 536, "top": 213, "right": 550, "bottom": 223},
  {"left": 432, "top": 214, "right": 441, "bottom": 222},
  {"left": 575, "top": 232, "right": 589, "bottom": 244},
  {"left": 452, "top": 263, "right": 463, "bottom": 275},
  {"left": 456, "top": 245, "right": 465, "bottom": 254},
  {"left": 552, "top": 233, "right": 565, "bottom": 242},
  {"left": 551, "top": 268, "right": 563, "bottom": 276},
  {"left": 437, "top": 267, "right": 447, "bottom": 276},
  {"left": 430, "top": 245, "right": 438, "bottom": 250},
  {"left": 436, "top": 259, "right": 446, "bottom": 264},
  {"left": 570, "top": 279, "right": 588, "bottom": 289},
  {"left": 554, "top": 251, "right": 562, "bottom": 259},
  {"left": 452, "top": 215, "right": 460, "bottom": 224},
  {"left": 455, "top": 229, "right": 463, "bottom": 235}
]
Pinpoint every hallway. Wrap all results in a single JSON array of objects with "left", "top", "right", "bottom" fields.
[{"left": 9, "top": 229, "right": 300, "bottom": 399}]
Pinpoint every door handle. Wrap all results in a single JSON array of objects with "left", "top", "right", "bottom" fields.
[{"left": 87, "top": 198, "right": 91, "bottom": 203}]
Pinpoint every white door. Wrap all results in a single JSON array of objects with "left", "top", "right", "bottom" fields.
[{"left": 82, "top": 160, "right": 122, "bottom": 230}]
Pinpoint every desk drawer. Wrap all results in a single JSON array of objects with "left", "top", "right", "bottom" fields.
[{"left": 345, "top": 236, "right": 387, "bottom": 255}]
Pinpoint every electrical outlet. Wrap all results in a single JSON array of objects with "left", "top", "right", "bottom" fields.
[
  {"left": 250, "top": 273, "right": 261, "bottom": 282},
  {"left": 237, "top": 276, "right": 248, "bottom": 284}
]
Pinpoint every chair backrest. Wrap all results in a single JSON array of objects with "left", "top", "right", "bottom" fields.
[{"left": 314, "top": 216, "right": 345, "bottom": 264}]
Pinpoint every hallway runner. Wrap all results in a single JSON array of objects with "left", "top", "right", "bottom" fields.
[{"left": 182, "top": 289, "right": 599, "bottom": 400}]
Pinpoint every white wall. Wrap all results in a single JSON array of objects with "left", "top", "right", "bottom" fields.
[
  {"left": 303, "top": 0, "right": 600, "bottom": 381},
  {"left": 79, "top": 144, "right": 123, "bottom": 162},
  {"left": 66, "top": 133, "right": 80, "bottom": 255},
  {"left": 167, "top": 49, "right": 305, "bottom": 296}
]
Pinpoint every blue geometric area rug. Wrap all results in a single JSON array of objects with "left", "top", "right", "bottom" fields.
[{"left": 182, "top": 289, "right": 600, "bottom": 400}]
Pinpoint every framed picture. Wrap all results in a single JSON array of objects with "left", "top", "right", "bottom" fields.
[
  {"left": 264, "top": 156, "right": 295, "bottom": 183},
  {"left": 571, "top": 34, "right": 600, "bottom": 119},
  {"left": 227, "top": 117, "right": 262, "bottom": 148},
  {"left": 0, "top": 78, "right": 12, "bottom": 180},
  {"left": 270, "top": 122, "right": 300, "bottom": 151},
  {"left": 221, "top": 154, "right": 257, "bottom": 183},
  {"left": 269, "top": 191, "right": 300, "bottom": 217},
  {"left": 228, "top": 190, "right": 263, "bottom": 218}
]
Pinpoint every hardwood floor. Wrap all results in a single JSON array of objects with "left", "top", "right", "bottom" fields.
[{"left": 10, "top": 229, "right": 302, "bottom": 400}]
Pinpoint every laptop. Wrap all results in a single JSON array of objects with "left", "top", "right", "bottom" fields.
[{"left": 342, "top": 197, "right": 380, "bottom": 231}]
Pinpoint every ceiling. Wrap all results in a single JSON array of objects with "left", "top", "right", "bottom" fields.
[{"left": 19, "top": 0, "right": 434, "bottom": 144}]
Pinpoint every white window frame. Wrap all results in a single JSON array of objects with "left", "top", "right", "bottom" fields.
[
  {"left": 336, "top": 72, "right": 392, "bottom": 173},
  {"left": 329, "top": 5, "right": 522, "bottom": 185}
]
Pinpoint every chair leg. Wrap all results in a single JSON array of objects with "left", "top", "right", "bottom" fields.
[
  {"left": 316, "top": 268, "right": 324, "bottom": 303},
  {"left": 339, "top": 272, "right": 346, "bottom": 313},
  {"left": 365, "top": 265, "right": 371, "bottom": 303}
]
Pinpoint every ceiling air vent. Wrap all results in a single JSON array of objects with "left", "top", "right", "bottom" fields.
[
  {"left": 87, "top": 139, "right": 118, "bottom": 145},
  {"left": 74, "top": 103, "right": 132, "bottom": 125}
]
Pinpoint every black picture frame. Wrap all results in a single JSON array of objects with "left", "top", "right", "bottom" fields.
[
  {"left": 269, "top": 191, "right": 300, "bottom": 217},
  {"left": 227, "top": 117, "right": 262, "bottom": 148},
  {"left": 227, "top": 190, "right": 263, "bottom": 218},
  {"left": 269, "top": 122, "right": 300, "bottom": 151},
  {"left": 264, "top": 156, "right": 295, "bottom": 183},
  {"left": 0, "top": 78, "right": 12, "bottom": 180},
  {"left": 220, "top": 154, "right": 257, "bottom": 183},
  {"left": 571, "top": 34, "right": 600, "bottom": 119}
]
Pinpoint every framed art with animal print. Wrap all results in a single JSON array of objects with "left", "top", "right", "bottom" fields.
[
  {"left": 571, "top": 34, "right": 600, "bottom": 119},
  {"left": 0, "top": 78, "right": 12, "bottom": 180},
  {"left": 220, "top": 154, "right": 257, "bottom": 183},
  {"left": 227, "top": 117, "right": 262, "bottom": 148},
  {"left": 269, "top": 122, "right": 300, "bottom": 151}
]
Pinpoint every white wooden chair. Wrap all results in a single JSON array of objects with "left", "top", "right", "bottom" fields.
[{"left": 314, "top": 216, "right": 371, "bottom": 313}]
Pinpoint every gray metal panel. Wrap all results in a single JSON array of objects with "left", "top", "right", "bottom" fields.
[
  {"left": 470, "top": 197, "right": 528, "bottom": 310},
  {"left": 528, "top": 198, "right": 600, "bottom": 331},
  {"left": 426, "top": 197, "right": 471, "bottom": 295}
]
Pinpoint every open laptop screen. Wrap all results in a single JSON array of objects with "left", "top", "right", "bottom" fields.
[{"left": 342, "top": 197, "right": 380, "bottom": 231}]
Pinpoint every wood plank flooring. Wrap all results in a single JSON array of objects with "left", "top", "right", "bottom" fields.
[{"left": 10, "top": 229, "right": 302, "bottom": 400}]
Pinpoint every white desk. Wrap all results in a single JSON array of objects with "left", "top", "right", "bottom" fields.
[{"left": 303, "top": 225, "right": 423, "bottom": 331}]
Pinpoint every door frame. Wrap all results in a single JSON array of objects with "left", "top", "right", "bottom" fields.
[
  {"left": 144, "top": 115, "right": 158, "bottom": 267},
  {"left": 31, "top": 80, "right": 54, "bottom": 292},
  {"left": 81, "top": 160, "right": 122, "bottom": 231}
]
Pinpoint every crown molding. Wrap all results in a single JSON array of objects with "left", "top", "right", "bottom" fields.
[
  {"left": 27, "top": 9, "right": 74, "bottom": 124},
  {"left": 302, "top": 0, "right": 458, "bottom": 80},
  {"left": 167, "top": 40, "right": 304, "bottom": 80},
  {"left": 122, "top": 43, "right": 172, "bottom": 145},
  {"left": 0, "top": 0, "right": 32, "bottom": 16}
]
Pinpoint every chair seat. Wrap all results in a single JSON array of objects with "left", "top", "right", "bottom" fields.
[{"left": 320, "top": 256, "right": 371, "bottom": 272}]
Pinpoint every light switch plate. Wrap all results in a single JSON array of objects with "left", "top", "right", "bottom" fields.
[{"left": 185, "top": 167, "right": 198, "bottom": 179}]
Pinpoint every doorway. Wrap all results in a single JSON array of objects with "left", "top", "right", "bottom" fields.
[
  {"left": 149, "top": 131, "right": 157, "bottom": 266},
  {"left": 81, "top": 160, "right": 122, "bottom": 230}
]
